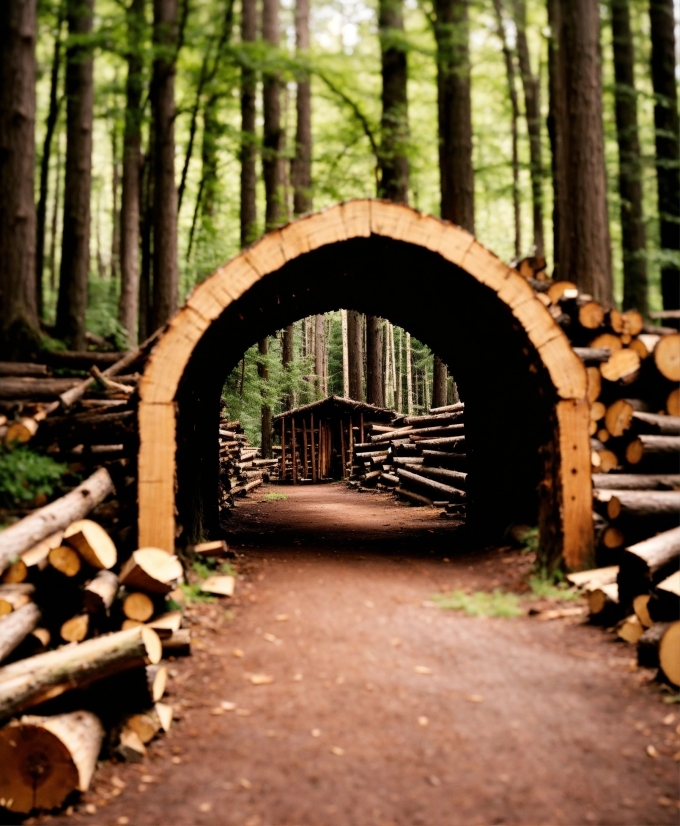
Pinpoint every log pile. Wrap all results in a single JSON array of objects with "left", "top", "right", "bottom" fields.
[
  {"left": 350, "top": 403, "right": 467, "bottom": 521},
  {"left": 0, "top": 467, "right": 208, "bottom": 815},
  {"left": 217, "top": 416, "right": 278, "bottom": 515}
]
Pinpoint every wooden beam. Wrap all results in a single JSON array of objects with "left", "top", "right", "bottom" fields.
[
  {"left": 311, "top": 412, "right": 317, "bottom": 483},
  {"left": 292, "top": 416, "right": 298, "bottom": 484}
]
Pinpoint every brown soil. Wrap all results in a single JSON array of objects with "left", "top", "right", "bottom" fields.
[{"left": 35, "top": 484, "right": 680, "bottom": 826}]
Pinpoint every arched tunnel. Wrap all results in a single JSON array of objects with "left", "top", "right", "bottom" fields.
[{"left": 137, "top": 201, "right": 593, "bottom": 570}]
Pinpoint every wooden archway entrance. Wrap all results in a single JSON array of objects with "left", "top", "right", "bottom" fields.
[{"left": 138, "top": 200, "right": 593, "bottom": 570}]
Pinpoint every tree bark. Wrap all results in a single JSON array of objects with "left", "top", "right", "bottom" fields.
[
  {"left": 649, "top": 0, "right": 679, "bottom": 314},
  {"left": 138, "top": 145, "right": 153, "bottom": 342},
  {"left": 292, "top": 0, "right": 312, "bottom": 215},
  {"left": 240, "top": 0, "right": 257, "bottom": 246},
  {"left": 378, "top": 0, "right": 409, "bottom": 203},
  {"left": 492, "top": 0, "right": 520, "bottom": 258},
  {"left": 405, "top": 331, "right": 413, "bottom": 414},
  {"left": 110, "top": 121, "right": 121, "bottom": 283},
  {"left": 262, "top": 0, "right": 284, "bottom": 230},
  {"left": 550, "top": 0, "right": 612, "bottom": 303},
  {"left": 56, "top": 0, "right": 94, "bottom": 350},
  {"left": 258, "top": 338, "right": 272, "bottom": 457},
  {"left": 49, "top": 134, "right": 62, "bottom": 292},
  {"left": 341, "top": 309, "right": 349, "bottom": 397},
  {"left": 434, "top": 0, "right": 474, "bottom": 231},
  {"left": 150, "top": 0, "right": 179, "bottom": 332},
  {"left": 118, "top": 0, "right": 144, "bottom": 346},
  {"left": 314, "top": 315, "right": 325, "bottom": 397},
  {"left": 347, "top": 309, "right": 363, "bottom": 401},
  {"left": 611, "top": 0, "right": 647, "bottom": 314},
  {"left": 366, "top": 315, "right": 384, "bottom": 407},
  {"left": 513, "top": 0, "right": 543, "bottom": 258},
  {"left": 36, "top": 6, "right": 64, "bottom": 319},
  {"left": 431, "top": 355, "right": 448, "bottom": 408},
  {"left": 199, "top": 95, "right": 219, "bottom": 219},
  {"left": 546, "top": 0, "right": 564, "bottom": 272}
]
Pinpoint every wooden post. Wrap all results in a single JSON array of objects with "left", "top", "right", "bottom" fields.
[
  {"left": 302, "top": 418, "right": 308, "bottom": 479},
  {"left": 280, "top": 419, "right": 286, "bottom": 480},
  {"left": 340, "top": 418, "right": 346, "bottom": 479},
  {"left": 292, "top": 416, "right": 298, "bottom": 484},
  {"left": 359, "top": 412, "right": 364, "bottom": 444},
  {"left": 311, "top": 412, "right": 317, "bottom": 482},
  {"left": 349, "top": 413, "right": 354, "bottom": 475}
]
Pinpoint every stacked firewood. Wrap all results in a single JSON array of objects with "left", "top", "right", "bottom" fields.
[
  {"left": 350, "top": 403, "right": 467, "bottom": 520},
  {"left": 0, "top": 467, "right": 212, "bottom": 815},
  {"left": 217, "top": 417, "right": 279, "bottom": 515},
  {"left": 519, "top": 261, "right": 679, "bottom": 691}
]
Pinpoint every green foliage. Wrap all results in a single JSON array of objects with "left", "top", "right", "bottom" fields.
[
  {"left": 0, "top": 447, "right": 68, "bottom": 508},
  {"left": 190, "top": 559, "right": 214, "bottom": 580},
  {"left": 527, "top": 576, "right": 579, "bottom": 602},
  {"left": 262, "top": 492, "right": 287, "bottom": 501},
  {"left": 432, "top": 589, "right": 523, "bottom": 618},
  {"left": 180, "top": 583, "right": 215, "bottom": 604}
]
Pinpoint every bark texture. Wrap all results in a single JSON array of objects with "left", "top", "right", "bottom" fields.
[
  {"left": 366, "top": 316, "right": 384, "bottom": 407},
  {"left": 611, "top": 0, "right": 647, "bottom": 313},
  {"left": 262, "top": 0, "right": 284, "bottom": 230},
  {"left": 550, "top": 0, "right": 612, "bottom": 303},
  {"left": 292, "top": 0, "right": 312, "bottom": 215},
  {"left": 150, "top": 0, "right": 179, "bottom": 332},
  {"left": 649, "top": 0, "right": 679, "bottom": 313},
  {"left": 56, "top": 0, "right": 94, "bottom": 350},
  {"left": 240, "top": 0, "right": 257, "bottom": 246},
  {"left": 432, "top": 355, "right": 448, "bottom": 409},
  {"left": 118, "top": 0, "right": 145, "bottom": 346},
  {"left": 434, "top": 0, "right": 474, "bottom": 231},
  {"left": 0, "top": 0, "right": 40, "bottom": 359},
  {"left": 258, "top": 338, "right": 272, "bottom": 458},
  {"left": 378, "top": 0, "right": 409, "bottom": 203},
  {"left": 347, "top": 309, "right": 364, "bottom": 401}
]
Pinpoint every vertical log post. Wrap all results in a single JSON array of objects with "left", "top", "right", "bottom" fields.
[
  {"left": 292, "top": 415, "right": 298, "bottom": 484},
  {"left": 280, "top": 418, "right": 286, "bottom": 480},
  {"left": 340, "top": 418, "right": 346, "bottom": 479},
  {"left": 302, "top": 418, "right": 308, "bottom": 478},
  {"left": 311, "top": 412, "right": 317, "bottom": 482}
]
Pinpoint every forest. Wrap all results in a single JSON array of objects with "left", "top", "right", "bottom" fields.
[{"left": 0, "top": 0, "right": 678, "bottom": 445}]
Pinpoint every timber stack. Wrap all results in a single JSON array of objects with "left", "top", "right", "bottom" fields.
[
  {"left": 350, "top": 402, "right": 466, "bottom": 521},
  {"left": 518, "top": 259, "right": 679, "bottom": 691},
  {"left": 217, "top": 415, "right": 279, "bottom": 515},
  {"left": 0, "top": 465, "right": 233, "bottom": 816}
]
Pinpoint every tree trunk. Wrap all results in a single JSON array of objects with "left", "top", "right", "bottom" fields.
[
  {"left": 258, "top": 338, "right": 272, "bottom": 457},
  {"left": 493, "top": 0, "right": 520, "bottom": 258},
  {"left": 551, "top": 0, "right": 612, "bottom": 303},
  {"left": 347, "top": 309, "right": 363, "bottom": 401},
  {"left": 138, "top": 145, "right": 153, "bottom": 342},
  {"left": 199, "top": 95, "right": 219, "bottom": 219},
  {"left": 405, "top": 331, "right": 413, "bottom": 414},
  {"left": 118, "top": 0, "right": 144, "bottom": 346},
  {"left": 396, "top": 326, "right": 402, "bottom": 412},
  {"left": 262, "top": 0, "right": 283, "bottom": 230},
  {"left": 649, "top": 0, "right": 679, "bottom": 315},
  {"left": 513, "top": 0, "right": 543, "bottom": 258},
  {"left": 611, "top": 0, "right": 647, "bottom": 313},
  {"left": 150, "top": 0, "right": 179, "bottom": 332},
  {"left": 546, "top": 0, "right": 564, "bottom": 273},
  {"left": 341, "top": 309, "right": 349, "bottom": 397},
  {"left": 36, "top": 7, "right": 64, "bottom": 320},
  {"left": 49, "top": 133, "right": 62, "bottom": 292},
  {"left": 56, "top": 0, "right": 94, "bottom": 350},
  {"left": 110, "top": 122, "right": 121, "bottom": 284},
  {"left": 366, "top": 315, "right": 384, "bottom": 407},
  {"left": 240, "top": 0, "right": 257, "bottom": 246},
  {"left": 431, "top": 355, "right": 448, "bottom": 409},
  {"left": 292, "top": 0, "right": 312, "bottom": 215},
  {"left": 282, "top": 323, "right": 294, "bottom": 409},
  {"left": 378, "top": 0, "right": 409, "bottom": 202},
  {"left": 434, "top": 0, "right": 474, "bottom": 231},
  {"left": 0, "top": 0, "right": 40, "bottom": 359},
  {"left": 314, "top": 314, "right": 325, "bottom": 397}
]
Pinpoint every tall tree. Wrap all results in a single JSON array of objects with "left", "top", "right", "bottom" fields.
[
  {"left": 347, "top": 309, "right": 364, "bottom": 401},
  {"left": 258, "top": 337, "right": 272, "bottom": 457},
  {"left": 549, "top": 0, "right": 612, "bottom": 303},
  {"left": 378, "top": 0, "right": 409, "bottom": 202},
  {"left": 36, "top": 4, "right": 64, "bottom": 319},
  {"left": 0, "top": 0, "right": 40, "bottom": 358},
  {"left": 118, "top": 0, "right": 145, "bottom": 346},
  {"left": 610, "top": 0, "right": 647, "bottom": 312},
  {"left": 240, "top": 0, "right": 257, "bottom": 247},
  {"left": 314, "top": 314, "right": 326, "bottom": 397},
  {"left": 262, "top": 0, "right": 284, "bottom": 229},
  {"left": 649, "top": 0, "right": 679, "bottom": 314},
  {"left": 150, "top": 0, "right": 179, "bottom": 332},
  {"left": 431, "top": 356, "right": 447, "bottom": 408},
  {"left": 292, "top": 0, "right": 312, "bottom": 215},
  {"left": 433, "top": 0, "right": 474, "bottom": 232},
  {"left": 56, "top": 0, "right": 94, "bottom": 350},
  {"left": 405, "top": 331, "right": 413, "bottom": 414},
  {"left": 366, "top": 315, "right": 384, "bottom": 406},
  {"left": 513, "top": 0, "right": 544, "bottom": 259},
  {"left": 492, "top": 0, "right": 520, "bottom": 258}
]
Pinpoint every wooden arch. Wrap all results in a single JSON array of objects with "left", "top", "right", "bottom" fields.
[{"left": 138, "top": 200, "right": 593, "bottom": 569}]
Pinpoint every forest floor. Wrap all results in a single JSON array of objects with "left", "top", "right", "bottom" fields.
[{"left": 36, "top": 484, "right": 679, "bottom": 826}]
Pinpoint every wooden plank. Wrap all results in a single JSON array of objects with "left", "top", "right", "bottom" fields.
[
  {"left": 280, "top": 419, "right": 286, "bottom": 481},
  {"left": 557, "top": 399, "right": 594, "bottom": 571},
  {"left": 302, "top": 418, "right": 308, "bottom": 478},
  {"left": 340, "top": 419, "right": 346, "bottom": 479},
  {"left": 311, "top": 412, "right": 317, "bottom": 483},
  {"left": 138, "top": 402, "right": 176, "bottom": 552},
  {"left": 292, "top": 417, "right": 298, "bottom": 484}
]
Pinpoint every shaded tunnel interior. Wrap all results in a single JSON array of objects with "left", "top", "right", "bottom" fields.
[{"left": 175, "top": 236, "right": 559, "bottom": 546}]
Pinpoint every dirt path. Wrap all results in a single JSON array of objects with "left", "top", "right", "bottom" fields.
[{"left": 49, "top": 484, "right": 678, "bottom": 826}]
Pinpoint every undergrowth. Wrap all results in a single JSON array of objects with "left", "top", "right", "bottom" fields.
[
  {"left": 262, "top": 492, "right": 287, "bottom": 501},
  {"left": 432, "top": 589, "right": 523, "bottom": 618},
  {"left": 0, "top": 446, "right": 67, "bottom": 508},
  {"left": 528, "top": 575, "right": 579, "bottom": 601}
]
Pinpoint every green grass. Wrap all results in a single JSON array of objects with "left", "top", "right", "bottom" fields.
[
  {"left": 528, "top": 576, "right": 580, "bottom": 601},
  {"left": 180, "top": 583, "right": 215, "bottom": 604},
  {"left": 262, "top": 492, "right": 287, "bottom": 501},
  {"left": 0, "top": 446, "right": 68, "bottom": 507},
  {"left": 432, "top": 589, "right": 524, "bottom": 618}
]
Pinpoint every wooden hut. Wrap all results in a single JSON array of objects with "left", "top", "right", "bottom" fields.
[{"left": 273, "top": 396, "right": 395, "bottom": 483}]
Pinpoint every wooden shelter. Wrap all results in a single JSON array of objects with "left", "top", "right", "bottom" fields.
[
  {"left": 273, "top": 397, "right": 395, "bottom": 483},
  {"left": 136, "top": 199, "right": 592, "bottom": 570}
]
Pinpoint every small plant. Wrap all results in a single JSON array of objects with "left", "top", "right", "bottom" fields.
[
  {"left": 180, "top": 583, "right": 215, "bottom": 604},
  {"left": 262, "top": 492, "right": 287, "bottom": 501},
  {"left": 528, "top": 575, "right": 579, "bottom": 601},
  {"left": 190, "top": 559, "right": 213, "bottom": 579},
  {"left": 0, "top": 446, "right": 67, "bottom": 508},
  {"left": 433, "top": 589, "right": 523, "bottom": 618},
  {"left": 220, "top": 561, "right": 237, "bottom": 576}
]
